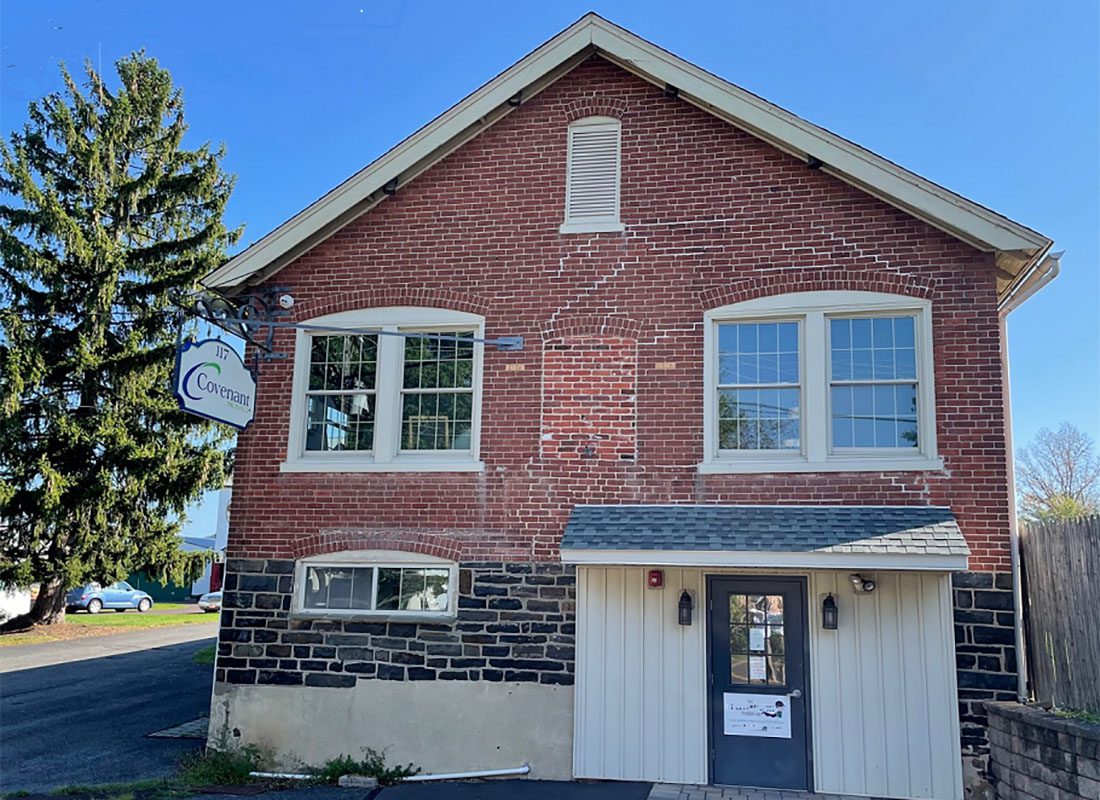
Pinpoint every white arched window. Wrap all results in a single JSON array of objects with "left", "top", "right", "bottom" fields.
[
  {"left": 699, "top": 291, "right": 942, "bottom": 473},
  {"left": 283, "top": 307, "right": 485, "bottom": 472},
  {"left": 561, "top": 116, "right": 624, "bottom": 233}
]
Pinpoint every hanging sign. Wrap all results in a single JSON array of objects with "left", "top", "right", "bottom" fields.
[
  {"left": 723, "top": 692, "right": 792, "bottom": 738},
  {"left": 174, "top": 339, "right": 256, "bottom": 430}
]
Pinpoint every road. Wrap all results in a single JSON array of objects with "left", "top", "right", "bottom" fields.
[{"left": 0, "top": 624, "right": 218, "bottom": 792}]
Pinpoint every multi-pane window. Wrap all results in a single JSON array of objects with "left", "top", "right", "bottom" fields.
[
  {"left": 300, "top": 563, "right": 453, "bottom": 616},
  {"left": 703, "top": 293, "right": 938, "bottom": 473},
  {"left": 716, "top": 321, "right": 800, "bottom": 451},
  {"left": 305, "top": 334, "right": 378, "bottom": 452},
  {"left": 729, "top": 593, "right": 786, "bottom": 686},
  {"left": 287, "top": 308, "right": 484, "bottom": 471},
  {"left": 401, "top": 333, "right": 475, "bottom": 451},
  {"left": 829, "top": 316, "right": 918, "bottom": 449}
]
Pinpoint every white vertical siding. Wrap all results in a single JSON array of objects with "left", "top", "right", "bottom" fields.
[
  {"left": 574, "top": 567, "right": 962, "bottom": 798},
  {"left": 573, "top": 566, "right": 708, "bottom": 783},
  {"left": 809, "top": 571, "right": 963, "bottom": 800}
]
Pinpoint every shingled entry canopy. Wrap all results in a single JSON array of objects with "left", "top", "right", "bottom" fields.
[{"left": 560, "top": 504, "right": 969, "bottom": 571}]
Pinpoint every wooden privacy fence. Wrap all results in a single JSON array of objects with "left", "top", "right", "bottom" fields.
[{"left": 1020, "top": 515, "right": 1100, "bottom": 713}]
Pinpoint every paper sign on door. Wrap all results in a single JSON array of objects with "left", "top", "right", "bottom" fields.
[
  {"left": 749, "top": 626, "right": 766, "bottom": 651},
  {"left": 723, "top": 692, "right": 792, "bottom": 738}
]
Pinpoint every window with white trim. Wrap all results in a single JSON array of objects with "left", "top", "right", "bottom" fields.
[
  {"left": 829, "top": 316, "right": 919, "bottom": 449},
  {"left": 717, "top": 320, "right": 802, "bottom": 451},
  {"left": 284, "top": 307, "right": 484, "bottom": 472},
  {"left": 700, "top": 291, "right": 941, "bottom": 474},
  {"left": 561, "top": 116, "right": 623, "bottom": 234},
  {"left": 294, "top": 551, "right": 457, "bottom": 619}
]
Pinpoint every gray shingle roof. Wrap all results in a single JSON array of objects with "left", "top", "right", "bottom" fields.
[{"left": 561, "top": 505, "right": 969, "bottom": 557}]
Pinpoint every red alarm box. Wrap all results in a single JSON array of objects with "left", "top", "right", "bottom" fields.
[{"left": 647, "top": 569, "right": 664, "bottom": 589}]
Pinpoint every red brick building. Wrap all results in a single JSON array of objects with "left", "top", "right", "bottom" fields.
[{"left": 202, "top": 15, "right": 1057, "bottom": 798}]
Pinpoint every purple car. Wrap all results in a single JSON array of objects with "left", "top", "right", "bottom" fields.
[{"left": 65, "top": 581, "right": 154, "bottom": 614}]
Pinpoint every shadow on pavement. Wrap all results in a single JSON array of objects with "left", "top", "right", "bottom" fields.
[{"left": 0, "top": 637, "right": 215, "bottom": 793}]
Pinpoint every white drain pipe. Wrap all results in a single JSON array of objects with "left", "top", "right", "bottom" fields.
[
  {"left": 248, "top": 763, "right": 531, "bottom": 783},
  {"left": 249, "top": 771, "right": 315, "bottom": 780},
  {"left": 402, "top": 764, "right": 531, "bottom": 782}
]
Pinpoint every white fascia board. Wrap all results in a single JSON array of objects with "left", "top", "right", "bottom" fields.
[
  {"left": 559, "top": 547, "right": 969, "bottom": 572},
  {"left": 204, "top": 19, "right": 599, "bottom": 289},
  {"left": 588, "top": 21, "right": 1049, "bottom": 257}
]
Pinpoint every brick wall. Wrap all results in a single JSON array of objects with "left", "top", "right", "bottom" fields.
[
  {"left": 987, "top": 702, "right": 1100, "bottom": 800},
  {"left": 228, "top": 55, "right": 1011, "bottom": 572}
]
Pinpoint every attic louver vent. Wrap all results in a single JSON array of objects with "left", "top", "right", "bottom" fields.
[{"left": 562, "top": 117, "right": 623, "bottom": 233}]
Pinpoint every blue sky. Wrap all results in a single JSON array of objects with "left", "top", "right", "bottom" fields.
[{"left": 3, "top": 1, "right": 1097, "bottom": 536}]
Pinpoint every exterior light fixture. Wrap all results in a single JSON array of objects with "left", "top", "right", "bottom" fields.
[
  {"left": 678, "top": 590, "right": 694, "bottom": 626},
  {"left": 822, "top": 594, "right": 838, "bottom": 630},
  {"left": 849, "top": 574, "right": 876, "bottom": 593}
]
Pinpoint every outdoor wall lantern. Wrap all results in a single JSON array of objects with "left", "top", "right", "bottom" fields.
[
  {"left": 822, "top": 593, "right": 838, "bottom": 630},
  {"left": 678, "top": 590, "right": 694, "bottom": 626}
]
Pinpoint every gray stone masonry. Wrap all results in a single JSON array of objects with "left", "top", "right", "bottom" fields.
[
  {"left": 214, "top": 559, "right": 576, "bottom": 688},
  {"left": 954, "top": 572, "right": 1020, "bottom": 756},
  {"left": 986, "top": 701, "right": 1100, "bottom": 800}
]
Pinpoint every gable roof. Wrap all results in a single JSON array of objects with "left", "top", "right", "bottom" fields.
[{"left": 203, "top": 13, "right": 1054, "bottom": 308}]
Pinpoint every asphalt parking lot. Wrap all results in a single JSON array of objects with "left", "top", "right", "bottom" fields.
[{"left": 0, "top": 627, "right": 217, "bottom": 793}]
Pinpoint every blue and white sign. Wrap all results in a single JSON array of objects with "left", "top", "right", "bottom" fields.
[{"left": 174, "top": 339, "right": 256, "bottom": 430}]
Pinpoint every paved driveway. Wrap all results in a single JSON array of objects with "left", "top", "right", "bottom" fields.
[{"left": 0, "top": 625, "right": 217, "bottom": 793}]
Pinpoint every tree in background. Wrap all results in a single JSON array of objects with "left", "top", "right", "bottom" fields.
[
  {"left": 0, "top": 54, "right": 239, "bottom": 628},
  {"left": 1017, "top": 423, "right": 1100, "bottom": 522}
]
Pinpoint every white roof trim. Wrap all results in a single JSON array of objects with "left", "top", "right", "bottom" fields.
[
  {"left": 559, "top": 548, "right": 968, "bottom": 572},
  {"left": 204, "top": 13, "right": 1052, "bottom": 298}
]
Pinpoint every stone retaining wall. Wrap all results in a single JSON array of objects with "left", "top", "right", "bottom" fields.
[
  {"left": 214, "top": 558, "right": 576, "bottom": 688},
  {"left": 986, "top": 701, "right": 1100, "bottom": 800}
]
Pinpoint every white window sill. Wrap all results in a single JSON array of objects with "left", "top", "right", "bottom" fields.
[
  {"left": 290, "top": 609, "right": 457, "bottom": 623},
  {"left": 559, "top": 221, "right": 626, "bottom": 234},
  {"left": 280, "top": 457, "right": 485, "bottom": 474},
  {"left": 697, "top": 455, "right": 945, "bottom": 474}
]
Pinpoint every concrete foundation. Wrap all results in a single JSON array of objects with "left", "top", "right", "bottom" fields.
[{"left": 208, "top": 680, "right": 574, "bottom": 779}]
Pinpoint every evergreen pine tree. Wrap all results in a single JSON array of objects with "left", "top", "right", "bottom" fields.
[{"left": 0, "top": 54, "right": 239, "bottom": 628}]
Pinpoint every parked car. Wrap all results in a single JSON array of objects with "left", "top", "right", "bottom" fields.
[
  {"left": 66, "top": 582, "right": 153, "bottom": 614},
  {"left": 197, "top": 590, "right": 222, "bottom": 613}
]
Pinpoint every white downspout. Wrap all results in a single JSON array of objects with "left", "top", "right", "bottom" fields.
[
  {"left": 1000, "top": 311, "right": 1029, "bottom": 703},
  {"left": 998, "top": 250, "right": 1060, "bottom": 703}
]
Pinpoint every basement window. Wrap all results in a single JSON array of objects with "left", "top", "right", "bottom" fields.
[
  {"left": 294, "top": 552, "right": 457, "bottom": 620},
  {"left": 560, "top": 116, "right": 624, "bottom": 234}
]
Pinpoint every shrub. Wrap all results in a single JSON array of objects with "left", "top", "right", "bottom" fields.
[
  {"left": 312, "top": 749, "right": 419, "bottom": 786},
  {"left": 178, "top": 745, "right": 262, "bottom": 787}
]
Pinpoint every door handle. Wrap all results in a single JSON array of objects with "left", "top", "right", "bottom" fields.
[{"left": 789, "top": 689, "right": 803, "bottom": 699}]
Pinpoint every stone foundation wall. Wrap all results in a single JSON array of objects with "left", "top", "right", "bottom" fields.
[
  {"left": 986, "top": 702, "right": 1100, "bottom": 800},
  {"left": 954, "top": 571, "right": 1020, "bottom": 757},
  {"left": 214, "top": 558, "right": 576, "bottom": 688}
]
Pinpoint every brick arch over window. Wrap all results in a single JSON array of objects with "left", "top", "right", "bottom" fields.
[
  {"left": 700, "top": 271, "right": 935, "bottom": 310},
  {"left": 292, "top": 287, "right": 489, "bottom": 322},
  {"left": 562, "top": 95, "right": 629, "bottom": 123},
  {"left": 290, "top": 529, "right": 462, "bottom": 562},
  {"left": 541, "top": 313, "right": 642, "bottom": 341}
]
